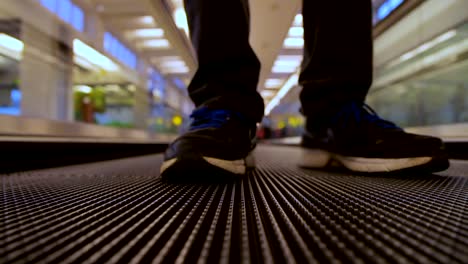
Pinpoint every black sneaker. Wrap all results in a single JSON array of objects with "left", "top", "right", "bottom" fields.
[
  {"left": 160, "top": 107, "right": 256, "bottom": 183},
  {"left": 300, "top": 102, "right": 450, "bottom": 173}
]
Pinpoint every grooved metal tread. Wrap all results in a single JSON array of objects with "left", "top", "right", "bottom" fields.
[{"left": 1, "top": 145, "right": 467, "bottom": 263}]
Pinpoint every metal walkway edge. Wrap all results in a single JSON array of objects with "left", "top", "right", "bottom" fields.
[{"left": 1, "top": 145, "right": 467, "bottom": 263}]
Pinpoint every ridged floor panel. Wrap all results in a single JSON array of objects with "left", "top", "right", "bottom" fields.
[{"left": 1, "top": 146, "right": 467, "bottom": 263}]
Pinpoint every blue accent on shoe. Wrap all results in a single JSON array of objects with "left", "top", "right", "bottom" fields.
[
  {"left": 189, "top": 107, "right": 249, "bottom": 131},
  {"left": 331, "top": 102, "right": 402, "bottom": 130}
]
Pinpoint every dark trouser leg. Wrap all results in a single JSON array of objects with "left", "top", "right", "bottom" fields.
[
  {"left": 184, "top": 0, "right": 264, "bottom": 123},
  {"left": 299, "top": 0, "right": 373, "bottom": 123}
]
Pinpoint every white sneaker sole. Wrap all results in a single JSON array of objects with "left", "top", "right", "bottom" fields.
[
  {"left": 160, "top": 152, "right": 255, "bottom": 175},
  {"left": 299, "top": 148, "right": 432, "bottom": 173}
]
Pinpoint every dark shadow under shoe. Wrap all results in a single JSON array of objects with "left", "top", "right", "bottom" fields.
[
  {"left": 300, "top": 102, "right": 450, "bottom": 174},
  {"left": 160, "top": 107, "right": 256, "bottom": 183}
]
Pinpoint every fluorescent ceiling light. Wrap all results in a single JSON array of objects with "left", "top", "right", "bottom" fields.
[
  {"left": 264, "top": 78, "right": 284, "bottom": 89},
  {"left": 73, "top": 39, "right": 119, "bottom": 71},
  {"left": 0, "top": 34, "right": 23, "bottom": 52},
  {"left": 274, "top": 60, "right": 300, "bottom": 67},
  {"left": 157, "top": 56, "right": 190, "bottom": 73},
  {"left": 265, "top": 73, "right": 299, "bottom": 115},
  {"left": 272, "top": 65, "right": 297, "bottom": 73},
  {"left": 0, "top": 33, "right": 24, "bottom": 59},
  {"left": 274, "top": 55, "right": 302, "bottom": 67},
  {"left": 174, "top": 8, "right": 189, "bottom": 37},
  {"left": 288, "top": 27, "right": 304, "bottom": 38},
  {"left": 283, "top": 37, "right": 304, "bottom": 49},
  {"left": 140, "top": 39, "right": 170, "bottom": 48},
  {"left": 397, "top": 30, "right": 457, "bottom": 63},
  {"left": 153, "top": 56, "right": 188, "bottom": 68},
  {"left": 139, "top": 16, "right": 155, "bottom": 26},
  {"left": 128, "top": 28, "right": 164, "bottom": 38},
  {"left": 293, "top": 14, "right": 303, "bottom": 27},
  {"left": 162, "top": 66, "right": 190, "bottom": 74},
  {"left": 260, "top": 90, "right": 275, "bottom": 98},
  {"left": 435, "top": 30, "right": 457, "bottom": 43},
  {"left": 373, "top": 35, "right": 468, "bottom": 88},
  {"left": 160, "top": 60, "right": 186, "bottom": 68}
]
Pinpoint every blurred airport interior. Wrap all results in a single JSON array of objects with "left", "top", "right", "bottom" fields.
[
  {"left": 0, "top": 0, "right": 467, "bottom": 139},
  {"left": 1, "top": 2, "right": 468, "bottom": 263}
]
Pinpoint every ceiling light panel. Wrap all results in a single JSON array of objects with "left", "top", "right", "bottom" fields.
[
  {"left": 283, "top": 37, "right": 304, "bottom": 49},
  {"left": 161, "top": 66, "right": 190, "bottom": 74},
  {"left": 153, "top": 56, "right": 185, "bottom": 66},
  {"left": 138, "top": 16, "right": 155, "bottom": 26},
  {"left": 288, "top": 27, "right": 303, "bottom": 38},
  {"left": 127, "top": 28, "right": 165, "bottom": 39},
  {"left": 398, "top": 30, "right": 457, "bottom": 63},
  {"left": 168, "top": 0, "right": 189, "bottom": 37},
  {"left": 265, "top": 73, "right": 299, "bottom": 115},
  {"left": 0, "top": 33, "right": 24, "bottom": 60},
  {"left": 73, "top": 39, "right": 119, "bottom": 71},
  {"left": 272, "top": 55, "right": 302, "bottom": 73},
  {"left": 154, "top": 56, "right": 190, "bottom": 74},
  {"left": 264, "top": 78, "right": 284, "bottom": 89},
  {"left": 274, "top": 55, "right": 302, "bottom": 66},
  {"left": 293, "top": 14, "right": 303, "bottom": 27},
  {"left": 139, "top": 39, "right": 171, "bottom": 49},
  {"left": 260, "top": 90, "right": 275, "bottom": 98},
  {"left": 160, "top": 60, "right": 186, "bottom": 68},
  {"left": 173, "top": 8, "right": 189, "bottom": 37},
  {"left": 272, "top": 65, "right": 297, "bottom": 73}
]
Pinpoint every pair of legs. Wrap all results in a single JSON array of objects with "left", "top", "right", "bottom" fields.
[
  {"left": 184, "top": 0, "right": 373, "bottom": 123},
  {"left": 160, "top": 0, "right": 449, "bottom": 182}
]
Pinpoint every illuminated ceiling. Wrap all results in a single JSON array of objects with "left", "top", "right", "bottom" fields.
[
  {"left": 88, "top": 0, "right": 396, "bottom": 115},
  {"left": 88, "top": 0, "right": 195, "bottom": 86}
]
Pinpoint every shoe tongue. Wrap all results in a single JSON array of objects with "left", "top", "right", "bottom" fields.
[
  {"left": 327, "top": 102, "right": 401, "bottom": 130},
  {"left": 189, "top": 107, "right": 255, "bottom": 132}
]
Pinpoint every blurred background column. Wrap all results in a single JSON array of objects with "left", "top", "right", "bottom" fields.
[
  {"left": 133, "top": 83, "right": 151, "bottom": 129},
  {"left": 20, "top": 22, "right": 74, "bottom": 121}
]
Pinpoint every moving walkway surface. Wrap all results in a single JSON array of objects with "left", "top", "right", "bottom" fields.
[{"left": 2, "top": 145, "right": 467, "bottom": 263}]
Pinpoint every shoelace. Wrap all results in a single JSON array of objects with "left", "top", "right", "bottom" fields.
[
  {"left": 189, "top": 107, "right": 247, "bottom": 131},
  {"left": 332, "top": 102, "right": 402, "bottom": 130}
]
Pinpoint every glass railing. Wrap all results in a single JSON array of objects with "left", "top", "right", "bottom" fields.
[{"left": 368, "top": 22, "right": 468, "bottom": 127}]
